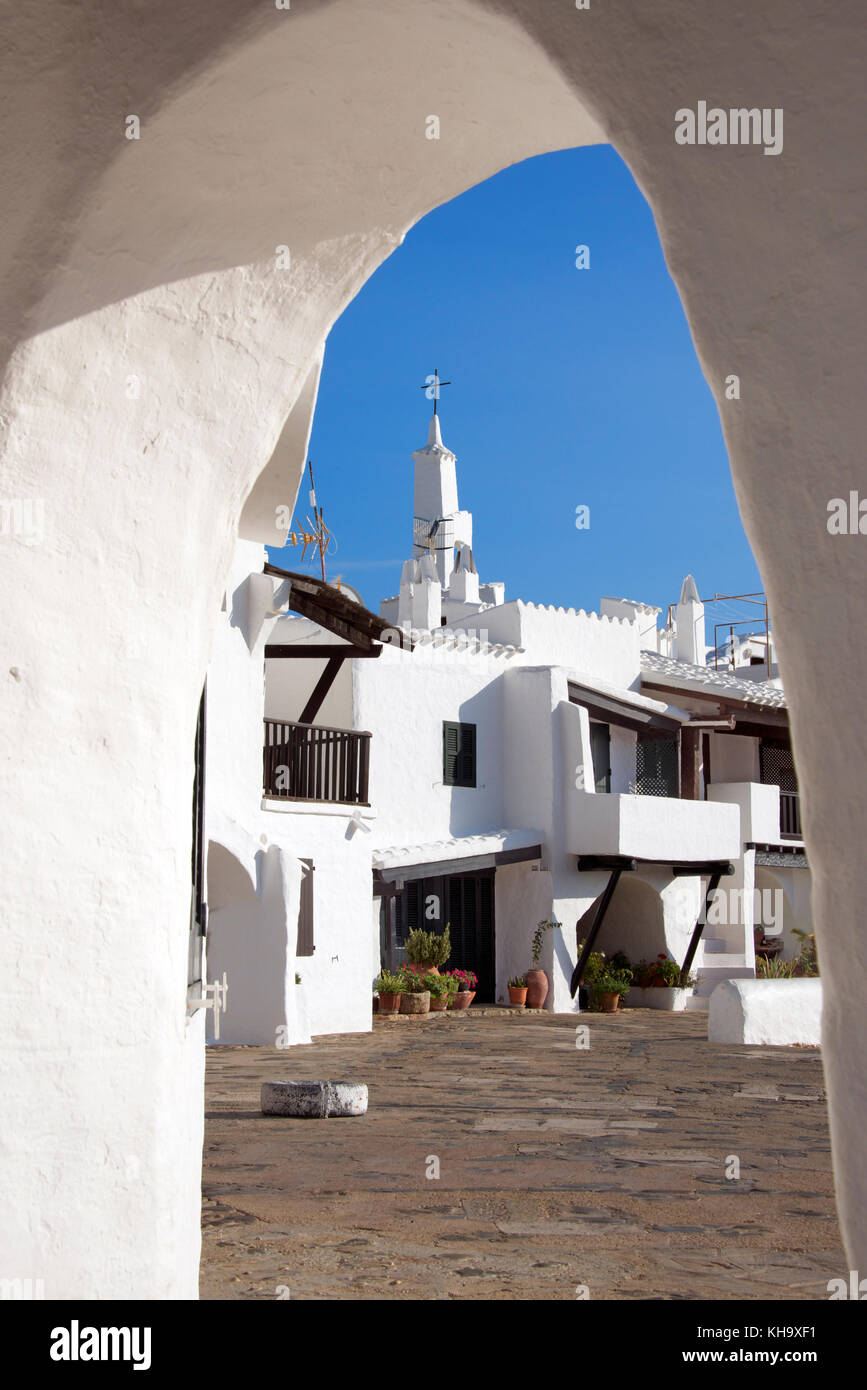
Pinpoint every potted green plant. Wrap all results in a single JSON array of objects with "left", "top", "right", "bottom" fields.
[
  {"left": 398, "top": 968, "right": 430, "bottom": 1015},
  {"left": 590, "top": 968, "right": 632, "bottom": 1013},
  {"left": 374, "top": 968, "right": 403, "bottom": 1017},
  {"left": 508, "top": 974, "right": 528, "bottom": 1006},
  {"left": 404, "top": 925, "right": 451, "bottom": 977},
  {"left": 526, "top": 919, "right": 559, "bottom": 1007},
  {"left": 425, "top": 970, "right": 451, "bottom": 1012},
  {"left": 446, "top": 968, "right": 477, "bottom": 1010},
  {"left": 648, "top": 953, "right": 681, "bottom": 987},
  {"left": 791, "top": 928, "right": 819, "bottom": 977}
]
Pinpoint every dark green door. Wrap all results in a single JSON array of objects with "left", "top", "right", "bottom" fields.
[{"left": 398, "top": 871, "right": 495, "bottom": 1001}]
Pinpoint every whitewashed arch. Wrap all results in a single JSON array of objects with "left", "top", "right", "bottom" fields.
[{"left": 0, "top": 0, "right": 864, "bottom": 1294}]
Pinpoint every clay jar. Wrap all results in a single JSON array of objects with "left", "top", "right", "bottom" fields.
[
  {"left": 450, "top": 991, "right": 475, "bottom": 1011},
  {"left": 400, "top": 990, "right": 430, "bottom": 1015},
  {"left": 525, "top": 969, "right": 548, "bottom": 1009}
]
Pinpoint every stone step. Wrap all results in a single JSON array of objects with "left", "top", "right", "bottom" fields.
[
  {"left": 694, "top": 972, "right": 755, "bottom": 998},
  {"left": 698, "top": 954, "right": 749, "bottom": 971}
]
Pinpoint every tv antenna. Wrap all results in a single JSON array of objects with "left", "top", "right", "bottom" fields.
[{"left": 281, "top": 459, "right": 335, "bottom": 582}]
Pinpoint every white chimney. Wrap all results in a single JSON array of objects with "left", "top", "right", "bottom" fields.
[
  {"left": 411, "top": 555, "right": 441, "bottom": 631},
  {"left": 675, "top": 574, "right": 706, "bottom": 665}
]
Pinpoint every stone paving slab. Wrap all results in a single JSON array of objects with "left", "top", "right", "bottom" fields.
[{"left": 200, "top": 1009, "right": 845, "bottom": 1300}]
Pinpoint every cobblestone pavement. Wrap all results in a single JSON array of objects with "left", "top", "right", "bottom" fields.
[{"left": 200, "top": 1008, "right": 844, "bottom": 1300}]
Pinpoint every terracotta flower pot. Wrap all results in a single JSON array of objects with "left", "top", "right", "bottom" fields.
[
  {"left": 450, "top": 990, "right": 475, "bottom": 1011},
  {"left": 400, "top": 990, "right": 430, "bottom": 1015},
  {"left": 404, "top": 963, "right": 439, "bottom": 977},
  {"left": 429, "top": 995, "right": 448, "bottom": 1012},
  {"left": 508, "top": 986, "right": 528, "bottom": 1006},
  {"left": 525, "top": 969, "right": 548, "bottom": 1009},
  {"left": 600, "top": 992, "right": 620, "bottom": 1013},
  {"left": 378, "top": 992, "right": 401, "bottom": 1016}
]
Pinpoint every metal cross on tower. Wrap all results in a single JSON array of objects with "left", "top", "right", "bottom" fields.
[{"left": 420, "top": 367, "right": 452, "bottom": 415}]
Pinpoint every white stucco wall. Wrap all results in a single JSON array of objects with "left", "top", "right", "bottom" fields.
[
  {"left": 708, "top": 979, "right": 822, "bottom": 1047},
  {"left": 710, "top": 733, "right": 761, "bottom": 785},
  {"left": 265, "top": 632, "right": 354, "bottom": 729},
  {"left": 494, "top": 861, "right": 554, "bottom": 1002},
  {"left": 456, "top": 601, "right": 640, "bottom": 688},
  {"left": 359, "top": 643, "right": 517, "bottom": 849},
  {"left": 709, "top": 780, "right": 781, "bottom": 846}
]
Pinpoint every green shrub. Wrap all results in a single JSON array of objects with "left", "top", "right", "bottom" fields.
[
  {"left": 589, "top": 967, "right": 630, "bottom": 1011},
  {"left": 405, "top": 926, "right": 451, "bottom": 968},
  {"left": 608, "top": 951, "right": 632, "bottom": 976},
  {"left": 424, "top": 971, "right": 450, "bottom": 998},
  {"left": 588, "top": 968, "right": 632, "bottom": 1009},
  {"left": 791, "top": 928, "right": 819, "bottom": 976},
  {"left": 532, "top": 919, "right": 559, "bottom": 965},
  {"left": 374, "top": 969, "right": 403, "bottom": 993},
  {"left": 398, "top": 969, "right": 430, "bottom": 994},
  {"left": 577, "top": 944, "right": 606, "bottom": 984},
  {"left": 757, "top": 955, "right": 797, "bottom": 979}
]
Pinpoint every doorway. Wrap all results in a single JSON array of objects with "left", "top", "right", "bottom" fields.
[{"left": 396, "top": 870, "right": 495, "bottom": 1002}]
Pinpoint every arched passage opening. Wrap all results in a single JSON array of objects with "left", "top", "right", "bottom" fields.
[
  {"left": 1, "top": 0, "right": 864, "bottom": 1295},
  {"left": 577, "top": 875, "right": 667, "bottom": 969}
]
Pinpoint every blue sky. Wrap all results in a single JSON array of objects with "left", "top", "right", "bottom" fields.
[{"left": 268, "top": 144, "right": 762, "bottom": 624}]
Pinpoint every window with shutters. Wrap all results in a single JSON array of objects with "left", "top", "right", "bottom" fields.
[
  {"left": 296, "top": 859, "right": 315, "bottom": 956},
  {"left": 443, "top": 721, "right": 476, "bottom": 788},
  {"left": 589, "top": 721, "right": 611, "bottom": 793}
]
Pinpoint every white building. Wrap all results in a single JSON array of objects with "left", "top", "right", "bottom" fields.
[{"left": 203, "top": 409, "right": 809, "bottom": 1044}]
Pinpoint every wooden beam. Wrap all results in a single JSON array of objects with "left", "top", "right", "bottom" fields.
[
  {"left": 568, "top": 682, "right": 682, "bottom": 735},
  {"left": 680, "top": 724, "right": 701, "bottom": 800},
  {"left": 265, "top": 644, "right": 381, "bottom": 659},
  {"left": 298, "top": 654, "right": 344, "bottom": 725},
  {"left": 577, "top": 855, "right": 637, "bottom": 872},
  {"left": 375, "top": 844, "right": 542, "bottom": 884},
  {"left": 263, "top": 561, "right": 413, "bottom": 648},
  {"left": 570, "top": 869, "right": 623, "bottom": 998},
  {"left": 672, "top": 861, "right": 734, "bottom": 876},
  {"left": 680, "top": 870, "right": 723, "bottom": 986}
]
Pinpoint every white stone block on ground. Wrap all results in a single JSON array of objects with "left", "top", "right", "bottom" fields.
[
  {"left": 708, "top": 979, "right": 822, "bottom": 1046},
  {"left": 261, "top": 1080, "right": 368, "bottom": 1117}
]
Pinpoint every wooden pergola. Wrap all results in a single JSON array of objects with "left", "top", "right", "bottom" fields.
[{"left": 263, "top": 561, "right": 412, "bottom": 723}]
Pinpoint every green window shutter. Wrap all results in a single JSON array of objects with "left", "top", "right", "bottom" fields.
[
  {"left": 589, "top": 721, "right": 611, "bottom": 793},
  {"left": 443, "top": 721, "right": 476, "bottom": 787}
]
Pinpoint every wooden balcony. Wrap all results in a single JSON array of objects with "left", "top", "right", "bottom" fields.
[{"left": 263, "top": 719, "right": 371, "bottom": 806}]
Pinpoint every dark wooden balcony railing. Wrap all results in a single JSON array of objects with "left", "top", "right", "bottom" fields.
[
  {"left": 263, "top": 719, "right": 371, "bottom": 805},
  {"left": 780, "top": 790, "right": 802, "bottom": 839}
]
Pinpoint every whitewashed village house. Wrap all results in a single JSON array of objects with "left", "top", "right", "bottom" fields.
[{"left": 203, "top": 407, "right": 809, "bottom": 1045}]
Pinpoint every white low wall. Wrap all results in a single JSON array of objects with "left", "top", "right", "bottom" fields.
[
  {"left": 708, "top": 978, "right": 822, "bottom": 1046},
  {"left": 627, "top": 986, "right": 694, "bottom": 1012}
]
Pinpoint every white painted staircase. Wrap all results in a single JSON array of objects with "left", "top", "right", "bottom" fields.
[{"left": 685, "top": 936, "right": 754, "bottom": 1012}]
